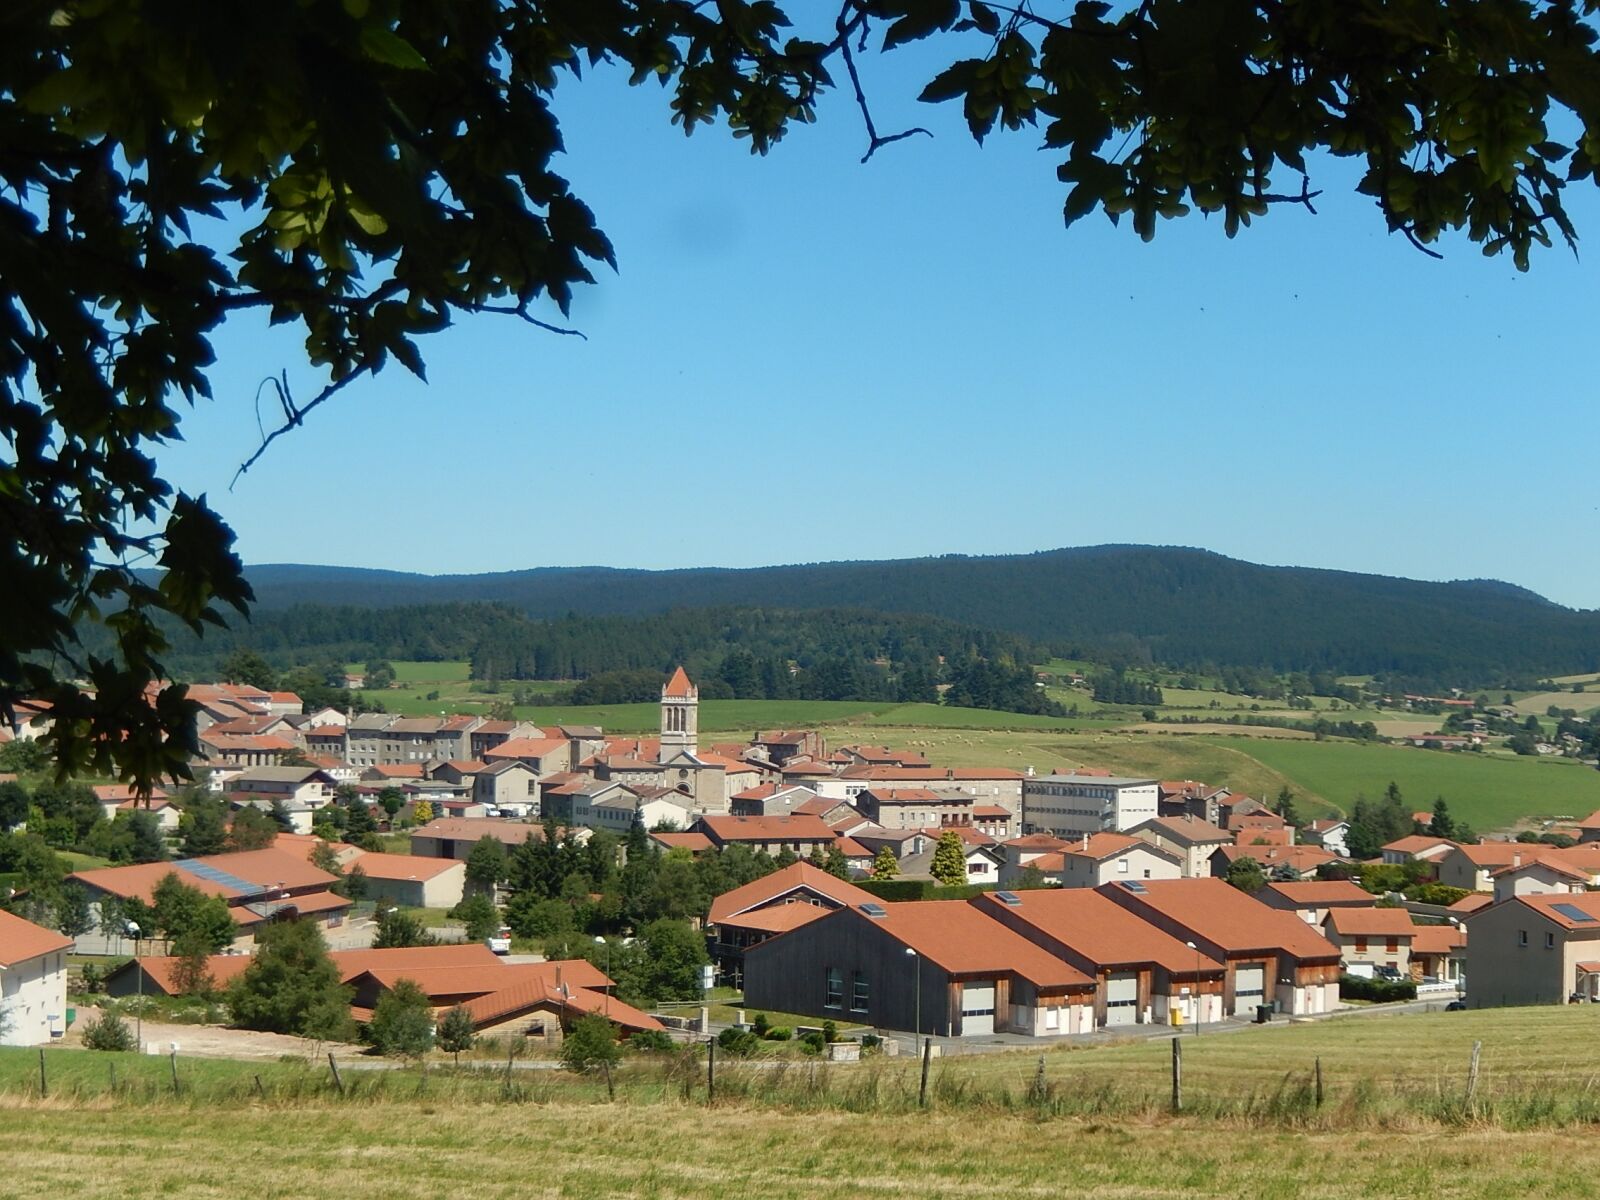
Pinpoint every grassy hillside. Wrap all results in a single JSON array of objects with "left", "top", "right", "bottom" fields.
[
  {"left": 1212, "top": 737, "right": 1600, "bottom": 829},
  {"left": 10, "top": 1008, "right": 1600, "bottom": 1198}
]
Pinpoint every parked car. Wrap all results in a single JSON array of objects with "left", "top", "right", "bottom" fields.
[
  {"left": 1445, "top": 1000, "right": 1467, "bottom": 1011},
  {"left": 486, "top": 925, "right": 512, "bottom": 955}
]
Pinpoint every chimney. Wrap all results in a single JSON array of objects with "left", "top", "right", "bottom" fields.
[
  {"left": 1512, "top": 852, "right": 1521, "bottom": 869},
  {"left": 1082, "top": 834, "right": 1090, "bottom": 852}
]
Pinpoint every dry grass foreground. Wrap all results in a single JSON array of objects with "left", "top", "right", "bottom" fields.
[{"left": 4, "top": 1096, "right": 1599, "bottom": 1200}]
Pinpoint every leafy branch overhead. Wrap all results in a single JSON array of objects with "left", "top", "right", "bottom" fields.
[{"left": 2, "top": 0, "right": 1596, "bottom": 791}]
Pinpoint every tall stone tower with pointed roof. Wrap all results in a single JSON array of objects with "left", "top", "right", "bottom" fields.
[{"left": 660, "top": 665, "right": 699, "bottom": 758}]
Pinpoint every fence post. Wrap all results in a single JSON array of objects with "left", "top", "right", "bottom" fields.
[
  {"left": 169, "top": 1048, "right": 180, "bottom": 1095},
  {"left": 1171, "top": 1036, "right": 1182, "bottom": 1112},
  {"left": 706, "top": 1036, "right": 716, "bottom": 1105},
  {"left": 109, "top": 1061, "right": 116, "bottom": 1094},
  {"left": 1465, "top": 1040, "right": 1482, "bottom": 1116},
  {"left": 38, "top": 1048, "right": 46, "bottom": 1099},
  {"left": 919, "top": 1037, "right": 932, "bottom": 1108},
  {"left": 1314, "top": 1056, "right": 1323, "bottom": 1107},
  {"left": 327, "top": 1051, "right": 345, "bottom": 1097},
  {"left": 252, "top": 1074, "right": 265, "bottom": 1099}
]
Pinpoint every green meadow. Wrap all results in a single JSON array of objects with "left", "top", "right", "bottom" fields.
[{"left": 1209, "top": 736, "right": 1600, "bottom": 829}]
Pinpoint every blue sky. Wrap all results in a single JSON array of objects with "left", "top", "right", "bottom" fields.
[{"left": 157, "top": 47, "right": 1600, "bottom": 608}]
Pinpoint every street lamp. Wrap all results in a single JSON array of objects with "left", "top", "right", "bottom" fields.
[
  {"left": 1186, "top": 941, "right": 1201, "bottom": 1036},
  {"left": 904, "top": 946, "right": 920, "bottom": 1045},
  {"left": 594, "top": 937, "right": 611, "bottom": 1019},
  {"left": 125, "top": 921, "right": 143, "bottom": 1053}
]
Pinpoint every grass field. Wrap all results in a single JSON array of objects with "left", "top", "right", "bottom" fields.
[
  {"left": 11, "top": 1009, "right": 1600, "bottom": 1198},
  {"left": 1210, "top": 737, "right": 1600, "bottom": 829}
]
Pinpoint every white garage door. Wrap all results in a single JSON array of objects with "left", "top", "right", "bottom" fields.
[
  {"left": 961, "top": 984, "right": 996, "bottom": 1036},
  {"left": 1234, "top": 963, "right": 1267, "bottom": 1011},
  {"left": 1105, "top": 971, "right": 1139, "bottom": 1026}
]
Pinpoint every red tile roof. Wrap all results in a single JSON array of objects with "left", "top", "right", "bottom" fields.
[
  {"left": 1260, "top": 881, "right": 1374, "bottom": 907},
  {"left": 1503, "top": 891, "right": 1600, "bottom": 929},
  {"left": 1448, "top": 893, "right": 1494, "bottom": 914},
  {"left": 463, "top": 977, "right": 663, "bottom": 1033},
  {"left": 485, "top": 737, "right": 568, "bottom": 760},
  {"left": 1381, "top": 835, "right": 1460, "bottom": 858},
  {"left": 838, "top": 765, "right": 1024, "bottom": 782},
  {"left": 862, "top": 788, "right": 943, "bottom": 803},
  {"left": 1134, "top": 815, "right": 1232, "bottom": 844},
  {"left": 698, "top": 814, "right": 836, "bottom": 844},
  {"left": 847, "top": 901, "right": 1094, "bottom": 991},
  {"left": 411, "top": 818, "right": 551, "bottom": 846},
  {"left": 708, "top": 862, "right": 875, "bottom": 925},
  {"left": 0, "top": 909, "right": 73, "bottom": 966},
  {"left": 366, "top": 763, "right": 425, "bottom": 779},
  {"left": 1323, "top": 908, "right": 1418, "bottom": 938},
  {"left": 1102, "top": 878, "right": 1341, "bottom": 961},
  {"left": 92, "top": 784, "right": 170, "bottom": 804},
  {"left": 1410, "top": 924, "right": 1467, "bottom": 955},
  {"left": 663, "top": 666, "right": 695, "bottom": 697},
  {"left": 973, "top": 890, "right": 1225, "bottom": 976},
  {"left": 1060, "top": 832, "right": 1150, "bottom": 862}
]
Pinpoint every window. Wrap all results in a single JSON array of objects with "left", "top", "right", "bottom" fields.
[
  {"left": 1355, "top": 937, "right": 1368, "bottom": 952},
  {"left": 1117, "top": 858, "right": 1129, "bottom": 874},
  {"left": 851, "top": 973, "right": 869, "bottom": 1013},
  {"left": 1385, "top": 938, "right": 1398, "bottom": 953},
  {"left": 824, "top": 967, "right": 843, "bottom": 1009},
  {"left": 1546, "top": 932, "right": 1556, "bottom": 949},
  {"left": 1518, "top": 930, "right": 1529, "bottom": 946}
]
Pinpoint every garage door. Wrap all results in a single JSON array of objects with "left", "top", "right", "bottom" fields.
[
  {"left": 1105, "top": 971, "right": 1139, "bottom": 1026},
  {"left": 1233, "top": 963, "right": 1266, "bottom": 1012},
  {"left": 961, "top": 984, "right": 996, "bottom": 1036}
]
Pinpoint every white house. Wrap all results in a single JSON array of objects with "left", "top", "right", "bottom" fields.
[
  {"left": 1023, "top": 774, "right": 1160, "bottom": 836},
  {"left": 225, "top": 766, "right": 337, "bottom": 809},
  {"left": 0, "top": 910, "right": 73, "bottom": 1046}
]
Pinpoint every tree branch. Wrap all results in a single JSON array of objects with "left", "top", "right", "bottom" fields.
[
  {"left": 837, "top": 5, "right": 932, "bottom": 163},
  {"left": 231, "top": 370, "right": 366, "bottom": 488}
]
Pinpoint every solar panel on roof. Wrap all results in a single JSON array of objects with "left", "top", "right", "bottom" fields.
[
  {"left": 176, "top": 858, "right": 260, "bottom": 896},
  {"left": 1552, "top": 902, "right": 1598, "bottom": 923}
]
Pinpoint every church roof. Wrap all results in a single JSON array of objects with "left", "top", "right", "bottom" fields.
[{"left": 663, "top": 666, "right": 695, "bottom": 697}]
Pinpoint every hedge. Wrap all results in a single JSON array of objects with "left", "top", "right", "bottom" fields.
[
  {"left": 1339, "top": 974, "right": 1418, "bottom": 1003},
  {"left": 853, "top": 880, "right": 1005, "bottom": 902}
]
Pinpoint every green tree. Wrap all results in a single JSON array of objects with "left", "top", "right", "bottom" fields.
[
  {"left": 222, "top": 651, "right": 276, "bottom": 690},
  {"left": 504, "top": 895, "right": 573, "bottom": 942},
  {"left": 632, "top": 918, "right": 710, "bottom": 1004},
  {"left": 411, "top": 799, "right": 434, "bottom": 826},
  {"left": 151, "top": 872, "right": 234, "bottom": 951},
  {"left": 82, "top": 1011, "right": 135, "bottom": 1052},
  {"left": 227, "top": 806, "right": 279, "bottom": 852},
  {"left": 372, "top": 905, "right": 435, "bottom": 950},
  {"left": 871, "top": 847, "right": 900, "bottom": 880},
  {"left": 11, "top": 0, "right": 1594, "bottom": 795},
  {"left": 364, "top": 661, "right": 398, "bottom": 692},
  {"left": 340, "top": 863, "right": 370, "bottom": 902},
  {"left": 807, "top": 843, "right": 829, "bottom": 870},
  {"left": 0, "top": 782, "right": 29, "bottom": 832},
  {"left": 227, "top": 920, "right": 353, "bottom": 1040},
  {"left": 1225, "top": 856, "right": 1267, "bottom": 894},
  {"left": 929, "top": 831, "right": 968, "bottom": 888},
  {"left": 464, "top": 836, "right": 508, "bottom": 895},
  {"left": 450, "top": 894, "right": 501, "bottom": 943},
  {"left": 1273, "top": 786, "right": 1299, "bottom": 829},
  {"left": 435, "top": 1005, "right": 476, "bottom": 1067},
  {"left": 51, "top": 881, "right": 95, "bottom": 938},
  {"left": 127, "top": 810, "right": 168, "bottom": 864},
  {"left": 823, "top": 844, "right": 852, "bottom": 881},
  {"left": 1429, "top": 797, "right": 1457, "bottom": 840},
  {"left": 559, "top": 1013, "right": 621, "bottom": 1076},
  {"left": 170, "top": 929, "right": 217, "bottom": 998},
  {"left": 178, "top": 796, "right": 230, "bottom": 858},
  {"left": 367, "top": 978, "right": 435, "bottom": 1060}
]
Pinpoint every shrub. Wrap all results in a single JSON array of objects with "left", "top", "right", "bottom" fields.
[
  {"left": 799, "top": 1030, "right": 825, "bottom": 1054},
  {"left": 627, "top": 1029, "right": 675, "bottom": 1053},
  {"left": 82, "top": 1010, "right": 135, "bottom": 1052},
  {"left": 751, "top": 1012, "right": 771, "bottom": 1037},
  {"left": 1339, "top": 974, "right": 1418, "bottom": 1003},
  {"left": 716, "top": 1027, "right": 760, "bottom": 1057},
  {"left": 764, "top": 1026, "right": 792, "bottom": 1041},
  {"left": 821, "top": 1019, "right": 838, "bottom": 1044},
  {"left": 79, "top": 963, "right": 104, "bottom": 994},
  {"left": 860, "top": 1034, "right": 882, "bottom": 1053}
]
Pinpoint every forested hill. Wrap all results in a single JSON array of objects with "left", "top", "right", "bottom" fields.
[{"left": 230, "top": 546, "right": 1600, "bottom": 680}]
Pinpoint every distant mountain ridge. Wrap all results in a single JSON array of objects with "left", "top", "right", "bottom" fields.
[{"left": 228, "top": 546, "right": 1600, "bottom": 680}]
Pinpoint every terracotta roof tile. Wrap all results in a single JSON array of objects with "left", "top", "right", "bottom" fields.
[
  {"left": 0, "top": 909, "right": 73, "bottom": 966},
  {"left": 973, "top": 889, "right": 1225, "bottom": 976},
  {"left": 663, "top": 666, "right": 695, "bottom": 697},
  {"left": 708, "top": 862, "right": 875, "bottom": 925},
  {"left": 1324, "top": 908, "right": 1418, "bottom": 938}
]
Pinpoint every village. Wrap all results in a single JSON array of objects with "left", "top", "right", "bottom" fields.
[{"left": 8, "top": 665, "right": 1600, "bottom": 1062}]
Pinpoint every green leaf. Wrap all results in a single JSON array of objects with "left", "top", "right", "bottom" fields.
[
  {"left": 970, "top": 2, "right": 1001, "bottom": 35},
  {"left": 360, "top": 26, "right": 428, "bottom": 70}
]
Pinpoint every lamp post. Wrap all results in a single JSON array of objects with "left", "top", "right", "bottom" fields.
[
  {"left": 594, "top": 936, "right": 611, "bottom": 1019},
  {"left": 126, "top": 921, "right": 143, "bottom": 1053},
  {"left": 904, "top": 946, "right": 920, "bottom": 1045},
  {"left": 1186, "top": 941, "right": 1201, "bottom": 1035}
]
